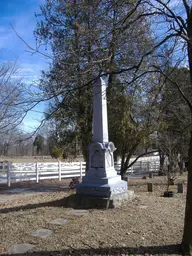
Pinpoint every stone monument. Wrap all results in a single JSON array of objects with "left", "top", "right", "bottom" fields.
[{"left": 76, "top": 77, "right": 134, "bottom": 208}]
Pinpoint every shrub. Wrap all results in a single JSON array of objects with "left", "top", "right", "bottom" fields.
[
  {"left": 62, "top": 151, "right": 68, "bottom": 159},
  {"left": 50, "top": 147, "right": 63, "bottom": 159}
]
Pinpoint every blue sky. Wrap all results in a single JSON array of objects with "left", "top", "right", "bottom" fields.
[{"left": 0, "top": 0, "right": 49, "bottom": 132}]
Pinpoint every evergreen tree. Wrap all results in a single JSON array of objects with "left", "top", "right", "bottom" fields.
[
  {"left": 35, "top": 0, "right": 153, "bottom": 164},
  {"left": 33, "top": 135, "right": 45, "bottom": 155}
]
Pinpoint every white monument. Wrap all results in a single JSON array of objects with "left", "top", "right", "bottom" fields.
[{"left": 76, "top": 78, "right": 133, "bottom": 207}]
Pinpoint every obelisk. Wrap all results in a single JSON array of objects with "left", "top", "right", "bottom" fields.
[
  {"left": 76, "top": 78, "right": 133, "bottom": 207},
  {"left": 92, "top": 77, "right": 109, "bottom": 143}
]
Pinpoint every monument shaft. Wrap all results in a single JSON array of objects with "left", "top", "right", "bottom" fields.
[
  {"left": 76, "top": 78, "right": 128, "bottom": 198},
  {"left": 93, "top": 78, "right": 108, "bottom": 143}
]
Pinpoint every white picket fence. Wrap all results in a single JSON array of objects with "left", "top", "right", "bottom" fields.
[
  {"left": 0, "top": 157, "right": 161, "bottom": 187},
  {"left": 129, "top": 160, "right": 160, "bottom": 173},
  {"left": 0, "top": 161, "right": 86, "bottom": 187},
  {"left": 115, "top": 160, "right": 160, "bottom": 175}
]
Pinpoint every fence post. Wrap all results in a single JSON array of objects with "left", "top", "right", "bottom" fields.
[
  {"left": 58, "top": 160, "right": 61, "bottom": 181},
  {"left": 148, "top": 183, "right": 153, "bottom": 192},
  {"left": 7, "top": 162, "right": 11, "bottom": 187},
  {"left": 147, "top": 162, "right": 150, "bottom": 173},
  {"left": 178, "top": 183, "right": 183, "bottom": 193},
  {"left": 35, "top": 162, "right": 39, "bottom": 183},
  {"left": 131, "top": 165, "right": 133, "bottom": 174},
  {"left": 154, "top": 161, "right": 157, "bottom": 172},
  {"left": 80, "top": 161, "right": 83, "bottom": 179}
]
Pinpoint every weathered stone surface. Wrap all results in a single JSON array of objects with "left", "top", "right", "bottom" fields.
[
  {"left": 67, "top": 191, "right": 134, "bottom": 209},
  {"left": 76, "top": 77, "right": 131, "bottom": 203},
  {"left": 92, "top": 77, "right": 109, "bottom": 143},
  {"left": 138, "top": 205, "right": 148, "bottom": 209},
  {"left": 69, "top": 209, "right": 89, "bottom": 216},
  {"left": 8, "top": 243, "right": 35, "bottom": 254},
  {"left": 77, "top": 180, "right": 128, "bottom": 198},
  {"left": 177, "top": 183, "right": 183, "bottom": 193},
  {"left": 50, "top": 218, "right": 69, "bottom": 225},
  {"left": 31, "top": 228, "right": 53, "bottom": 238},
  {"left": 147, "top": 183, "right": 153, "bottom": 192},
  {"left": 110, "top": 190, "right": 135, "bottom": 208}
]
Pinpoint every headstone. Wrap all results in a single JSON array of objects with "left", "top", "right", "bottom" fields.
[
  {"left": 69, "top": 209, "right": 89, "bottom": 216},
  {"left": 8, "top": 244, "right": 35, "bottom": 254},
  {"left": 147, "top": 183, "right": 153, "bottom": 192},
  {"left": 138, "top": 205, "right": 148, "bottom": 209},
  {"left": 76, "top": 78, "right": 134, "bottom": 208},
  {"left": 50, "top": 219, "right": 69, "bottom": 225},
  {"left": 31, "top": 228, "right": 53, "bottom": 239},
  {"left": 177, "top": 183, "right": 183, "bottom": 193},
  {"left": 149, "top": 172, "right": 153, "bottom": 178}
]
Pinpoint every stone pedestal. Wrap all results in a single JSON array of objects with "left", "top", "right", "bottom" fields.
[
  {"left": 76, "top": 142, "right": 128, "bottom": 198},
  {"left": 76, "top": 78, "right": 133, "bottom": 208},
  {"left": 66, "top": 191, "right": 134, "bottom": 209}
]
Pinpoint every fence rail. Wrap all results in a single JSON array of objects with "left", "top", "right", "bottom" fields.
[
  {"left": 0, "top": 158, "right": 160, "bottom": 187},
  {"left": 0, "top": 161, "right": 86, "bottom": 187},
  {"left": 115, "top": 160, "right": 160, "bottom": 176}
]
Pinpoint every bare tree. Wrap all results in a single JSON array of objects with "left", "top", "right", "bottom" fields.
[
  {"left": 119, "top": 1, "right": 192, "bottom": 253},
  {"left": 0, "top": 61, "right": 26, "bottom": 132}
]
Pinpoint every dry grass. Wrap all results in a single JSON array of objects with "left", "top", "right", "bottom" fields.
[
  {"left": 0, "top": 174, "right": 188, "bottom": 256},
  {"left": 0, "top": 156, "right": 83, "bottom": 163}
]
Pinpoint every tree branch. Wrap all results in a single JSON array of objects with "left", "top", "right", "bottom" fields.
[{"left": 128, "top": 150, "right": 159, "bottom": 169}]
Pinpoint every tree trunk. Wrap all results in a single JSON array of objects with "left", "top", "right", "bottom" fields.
[
  {"left": 120, "top": 152, "right": 126, "bottom": 179},
  {"left": 178, "top": 154, "right": 184, "bottom": 175},
  {"left": 81, "top": 139, "right": 89, "bottom": 173},
  {"left": 182, "top": 131, "right": 192, "bottom": 255},
  {"left": 182, "top": 9, "right": 192, "bottom": 254},
  {"left": 159, "top": 149, "right": 165, "bottom": 172}
]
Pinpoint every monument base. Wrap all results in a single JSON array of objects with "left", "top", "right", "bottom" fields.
[
  {"left": 76, "top": 179, "right": 128, "bottom": 197},
  {"left": 66, "top": 191, "right": 135, "bottom": 209}
]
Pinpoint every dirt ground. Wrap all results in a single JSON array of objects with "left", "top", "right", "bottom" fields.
[{"left": 0, "top": 173, "right": 188, "bottom": 256}]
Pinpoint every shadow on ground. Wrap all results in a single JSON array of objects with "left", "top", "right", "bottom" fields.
[
  {"left": 0, "top": 192, "right": 76, "bottom": 213},
  {"left": 1, "top": 244, "right": 182, "bottom": 255},
  {"left": 0, "top": 184, "right": 70, "bottom": 194}
]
